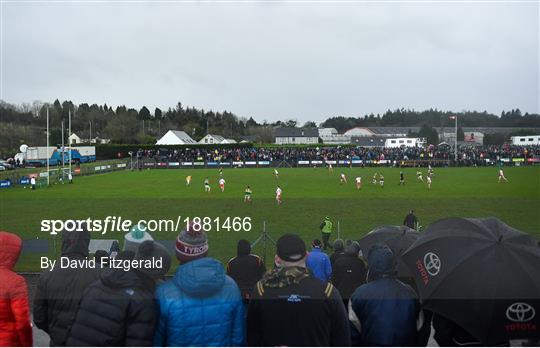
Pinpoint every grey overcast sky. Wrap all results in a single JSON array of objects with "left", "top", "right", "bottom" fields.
[{"left": 1, "top": 1, "right": 538, "bottom": 123}]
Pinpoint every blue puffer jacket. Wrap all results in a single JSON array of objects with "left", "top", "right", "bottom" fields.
[
  {"left": 349, "top": 244, "right": 420, "bottom": 346},
  {"left": 154, "top": 257, "right": 245, "bottom": 347},
  {"left": 306, "top": 247, "right": 332, "bottom": 282}
]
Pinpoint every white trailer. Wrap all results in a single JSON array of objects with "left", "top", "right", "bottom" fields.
[
  {"left": 511, "top": 135, "right": 540, "bottom": 146},
  {"left": 385, "top": 137, "right": 425, "bottom": 148}
]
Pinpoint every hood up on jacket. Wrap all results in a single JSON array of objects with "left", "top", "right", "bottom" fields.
[
  {"left": 174, "top": 257, "right": 226, "bottom": 297},
  {"left": 333, "top": 239, "right": 345, "bottom": 253},
  {"left": 0, "top": 231, "right": 22, "bottom": 270},
  {"left": 237, "top": 239, "right": 251, "bottom": 256},
  {"left": 61, "top": 228, "right": 91, "bottom": 258},
  {"left": 100, "top": 250, "right": 141, "bottom": 289},
  {"left": 367, "top": 243, "right": 397, "bottom": 281}
]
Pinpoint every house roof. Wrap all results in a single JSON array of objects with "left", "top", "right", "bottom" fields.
[
  {"left": 367, "top": 126, "right": 540, "bottom": 135},
  {"left": 156, "top": 130, "right": 197, "bottom": 145},
  {"left": 206, "top": 134, "right": 226, "bottom": 142},
  {"left": 274, "top": 128, "right": 319, "bottom": 137}
]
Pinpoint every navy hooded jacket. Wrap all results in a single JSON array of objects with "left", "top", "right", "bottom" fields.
[{"left": 349, "top": 244, "right": 420, "bottom": 346}]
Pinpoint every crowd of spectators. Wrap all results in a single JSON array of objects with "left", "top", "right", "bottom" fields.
[
  {"left": 136, "top": 145, "right": 540, "bottom": 165},
  {"left": 1, "top": 224, "right": 538, "bottom": 347}
]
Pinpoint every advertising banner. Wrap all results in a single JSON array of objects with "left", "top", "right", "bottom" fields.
[{"left": 0, "top": 180, "right": 12, "bottom": 188}]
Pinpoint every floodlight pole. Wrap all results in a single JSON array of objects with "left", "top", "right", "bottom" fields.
[
  {"left": 46, "top": 107, "right": 50, "bottom": 186},
  {"left": 61, "top": 120, "right": 65, "bottom": 179},
  {"left": 69, "top": 109, "right": 72, "bottom": 174},
  {"left": 454, "top": 115, "right": 458, "bottom": 164}
]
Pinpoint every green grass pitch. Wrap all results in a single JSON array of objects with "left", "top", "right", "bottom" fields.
[{"left": 1, "top": 166, "right": 539, "bottom": 271}]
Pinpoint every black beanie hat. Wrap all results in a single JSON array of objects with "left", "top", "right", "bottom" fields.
[
  {"left": 277, "top": 234, "right": 306, "bottom": 262},
  {"left": 135, "top": 240, "right": 172, "bottom": 277}
]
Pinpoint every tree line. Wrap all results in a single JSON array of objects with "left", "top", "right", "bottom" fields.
[{"left": 1, "top": 100, "right": 539, "bottom": 156}]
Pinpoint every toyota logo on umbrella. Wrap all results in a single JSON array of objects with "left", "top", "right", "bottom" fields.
[
  {"left": 423, "top": 252, "right": 441, "bottom": 276},
  {"left": 506, "top": 302, "right": 536, "bottom": 322}
]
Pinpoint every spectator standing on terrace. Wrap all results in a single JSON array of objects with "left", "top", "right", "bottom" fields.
[
  {"left": 330, "top": 239, "right": 345, "bottom": 267},
  {"left": 33, "top": 228, "right": 101, "bottom": 346},
  {"left": 154, "top": 228, "right": 244, "bottom": 346},
  {"left": 0, "top": 232, "right": 33, "bottom": 347},
  {"left": 404, "top": 210, "right": 418, "bottom": 230},
  {"left": 306, "top": 239, "right": 332, "bottom": 282},
  {"left": 349, "top": 244, "right": 421, "bottom": 346},
  {"left": 331, "top": 241, "right": 367, "bottom": 309},
  {"left": 227, "top": 239, "right": 266, "bottom": 301},
  {"left": 67, "top": 241, "right": 171, "bottom": 346},
  {"left": 247, "top": 234, "right": 350, "bottom": 346}
]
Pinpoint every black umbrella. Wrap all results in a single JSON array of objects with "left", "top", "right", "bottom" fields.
[
  {"left": 402, "top": 217, "right": 540, "bottom": 345},
  {"left": 358, "top": 225, "right": 419, "bottom": 278}
]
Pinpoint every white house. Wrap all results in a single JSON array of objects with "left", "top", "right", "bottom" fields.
[
  {"left": 318, "top": 128, "right": 351, "bottom": 144},
  {"left": 199, "top": 134, "right": 226, "bottom": 144},
  {"left": 69, "top": 133, "right": 82, "bottom": 145},
  {"left": 384, "top": 137, "right": 425, "bottom": 148},
  {"left": 274, "top": 128, "right": 319, "bottom": 145},
  {"left": 511, "top": 135, "right": 540, "bottom": 146},
  {"left": 222, "top": 139, "right": 237, "bottom": 144},
  {"left": 156, "top": 130, "right": 197, "bottom": 145}
]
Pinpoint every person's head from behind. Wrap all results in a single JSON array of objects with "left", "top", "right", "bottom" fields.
[
  {"left": 311, "top": 239, "right": 322, "bottom": 249},
  {"left": 409, "top": 209, "right": 414, "bottom": 214},
  {"left": 94, "top": 250, "right": 109, "bottom": 266},
  {"left": 61, "top": 225, "right": 91, "bottom": 257},
  {"left": 275, "top": 234, "right": 307, "bottom": 268},
  {"left": 175, "top": 227, "right": 208, "bottom": 264},
  {"left": 367, "top": 243, "right": 397, "bottom": 282},
  {"left": 135, "top": 240, "right": 171, "bottom": 279},
  {"left": 333, "top": 239, "right": 344, "bottom": 252},
  {"left": 345, "top": 241, "right": 362, "bottom": 258},
  {"left": 237, "top": 239, "right": 251, "bottom": 256},
  {"left": 0, "top": 231, "right": 22, "bottom": 270}
]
